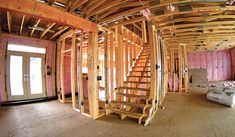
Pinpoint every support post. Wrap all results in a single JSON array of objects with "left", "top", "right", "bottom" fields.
[
  {"left": 110, "top": 33, "right": 114, "bottom": 100},
  {"left": 178, "top": 44, "right": 183, "bottom": 93},
  {"left": 79, "top": 31, "right": 84, "bottom": 112},
  {"left": 104, "top": 31, "right": 110, "bottom": 108},
  {"left": 183, "top": 44, "right": 189, "bottom": 93},
  {"left": 87, "top": 31, "right": 99, "bottom": 119},
  {"left": 60, "top": 38, "right": 66, "bottom": 103}
]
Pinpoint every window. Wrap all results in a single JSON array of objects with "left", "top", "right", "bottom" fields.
[{"left": 8, "top": 44, "right": 46, "bottom": 54}]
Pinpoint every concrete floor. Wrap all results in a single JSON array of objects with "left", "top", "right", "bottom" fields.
[{"left": 0, "top": 88, "right": 235, "bottom": 137}]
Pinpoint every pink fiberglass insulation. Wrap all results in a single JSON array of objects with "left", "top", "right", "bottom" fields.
[
  {"left": 231, "top": 48, "right": 235, "bottom": 79},
  {"left": 168, "top": 74, "right": 173, "bottom": 91},
  {"left": 188, "top": 50, "right": 232, "bottom": 81}
]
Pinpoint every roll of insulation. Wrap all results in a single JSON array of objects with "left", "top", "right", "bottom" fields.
[{"left": 207, "top": 89, "right": 235, "bottom": 107}]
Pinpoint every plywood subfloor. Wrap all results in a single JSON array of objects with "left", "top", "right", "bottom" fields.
[{"left": 0, "top": 88, "right": 235, "bottom": 137}]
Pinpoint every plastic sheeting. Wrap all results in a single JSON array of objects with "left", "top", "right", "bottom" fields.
[{"left": 207, "top": 89, "right": 235, "bottom": 107}]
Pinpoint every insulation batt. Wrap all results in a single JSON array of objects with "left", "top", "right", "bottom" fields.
[{"left": 207, "top": 89, "right": 235, "bottom": 107}]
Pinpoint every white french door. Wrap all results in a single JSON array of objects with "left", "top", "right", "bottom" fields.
[{"left": 7, "top": 51, "right": 46, "bottom": 101}]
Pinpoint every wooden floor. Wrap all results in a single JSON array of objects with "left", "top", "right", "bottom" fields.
[{"left": 0, "top": 88, "right": 235, "bottom": 137}]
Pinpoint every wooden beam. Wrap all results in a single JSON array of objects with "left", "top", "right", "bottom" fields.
[
  {"left": 0, "top": 0, "right": 97, "bottom": 32},
  {"left": 30, "top": 19, "right": 41, "bottom": 37},
  {"left": 19, "top": 15, "right": 25, "bottom": 35},
  {"left": 6, "top": 12, "right": 12, "bottom": 33},
  {"left": 99, "top": 5, "right": 148, "bottom": 23},
  {"left": 40, "top": 23, "right": 55, "bottom": 39},
  {"left": 87, "top": 31, "right": 99, "bottom": 119},
  {"left": 111, "top": 16, "right": 146, "bottom": 28},
  {"left": 141, "top": 20, "right": 147, "bottom": 43},
  {"left": 98, "top": 7, "right": 119, "bottom": 20},
  {"left": 48, "top": 0, "right": 56, "bottom": 5},
  {"left": 69, "top": 0, "right": 88, "bottom": 12},
  {"left": 87, "top": 0, "right": 128, "bottom": 17},
  {"left": 49, "top": 26, "right": 69, "bottom": 40},
  {"left": 71, "top": 32, "right": 78, "bottom": 109},
  {"left": 85, "top": 0, "right": 106, "bottom": 16}
]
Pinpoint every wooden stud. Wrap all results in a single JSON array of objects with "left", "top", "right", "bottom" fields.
[
  {"left": 178, "top": 44, "right": 183, "bottom": 93},
  {"left": 142, "top": 20, "right": 147, "bottom": 43},
  {"left": 71, "top": 32, "right": 78, "bottom": 109},
  {"left": 104, "top": 31, "right": 110, "bottom": 108},
  {"left": 60, "top": 38, "right": 66, "bottom": 103}
]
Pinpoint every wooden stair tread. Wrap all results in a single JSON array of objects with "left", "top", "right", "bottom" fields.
[
  {"left": 133, "top": 66, "right": 150, "bottom": 67},
  {"left": 127, "top": 75, "right": 150, "bottom": 78},
  {"left": 109, "top": 108, "right": 145, "bottom": 119},
  {"left": 118, "top": 87, "right": 150, "bottom": 91},
  {"left": 116, "top": 92, "right": 148, "bottom": 99},
  {"left": 124, "top": 81, "right": 150, "bottom": 84},
  {"left": 111, "top": 101, "right": 149, "bottom": 108},
  {"left": 131, "top": 71, "right": 150, "bottom": 72}
]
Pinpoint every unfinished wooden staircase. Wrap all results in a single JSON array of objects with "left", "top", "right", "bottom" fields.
[{"left": 109, "top": 45, "right": 155, "bottom": 125}]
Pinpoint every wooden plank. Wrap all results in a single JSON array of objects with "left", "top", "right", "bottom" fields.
[
  {"left": 99, "top": 5, "right": 148, "bottom": 23},
  {"left": 69, "top": 0, "right": 88, "bottom": 12},
  {"left": 142, "top": 20, "right": 147, "bottom": 43},
  {"left": 40, "top": 23, "right": 56, "bottom": 39},
  {"left": 49, "top": 26, "right": 69, "bottom": 40},
  {"left": 30, "top": 19, "right": 41, "bottom": 37},
  {"left": 129, "top": 33, "right": 133, "bottom": 68},
  {"left": 79, "top": 31, "right": 84, "bottom": 113},
  {"left": 148, "top": 21, "right": 157, "bottom": 100},
  {"left": 60, "top": 38, "right": 66, "bottom": 103},
  {"left": 0, "top": 0, "right": 97, "bottom": 32},
  {"left": 87, "top": 0, "right": 128, "bottom": 17},
  {"left": 6, "top": 11, "right": 11, "bottom": 33},
  {"left": 87, "top": 31, "right": 99, "bottom": 119},
  {"left": 71, "top": 32, "right": 78, "bottom": 109},
  {"left": 125, "top": 35, "right": 129, "bottom": 77},
  {"left": 19, "top": 15, "right": 25, "bottom": 35},
  {"left": 115, "top": 27, "right": 121, "bottom": 88},
  {"left": 85, "top": 0, "right": 106, "bottom": 15},
  {"left": 110, "top": 16, "right": 146, "bottom": 28}
]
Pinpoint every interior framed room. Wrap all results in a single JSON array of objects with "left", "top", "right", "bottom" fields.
[{"left": 0, "top": 0, "right": 235, "bottom": 137}]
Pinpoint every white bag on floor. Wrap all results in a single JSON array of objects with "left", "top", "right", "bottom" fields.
[{"left": 207, "top": 89, "right": 235, "bottom": 107}]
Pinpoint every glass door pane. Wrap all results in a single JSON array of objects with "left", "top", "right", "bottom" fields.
[
  {"left": 29, "top": 57, "right": 43, "bottom": 94},
  {"left": 10, "top": 55, "right": 24, "bottom": 96}
]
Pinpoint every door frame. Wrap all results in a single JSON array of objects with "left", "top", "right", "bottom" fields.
[{"left": 6, "top": 51, "right": 46, "bottom": 101}]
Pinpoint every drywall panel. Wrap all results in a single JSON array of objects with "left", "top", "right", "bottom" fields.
[
  {"left": 0, "top": 34, "right": 56, "bottom": 102},
  {"left": 188, "top": 50, "right": 232, "bottom": 81}
]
